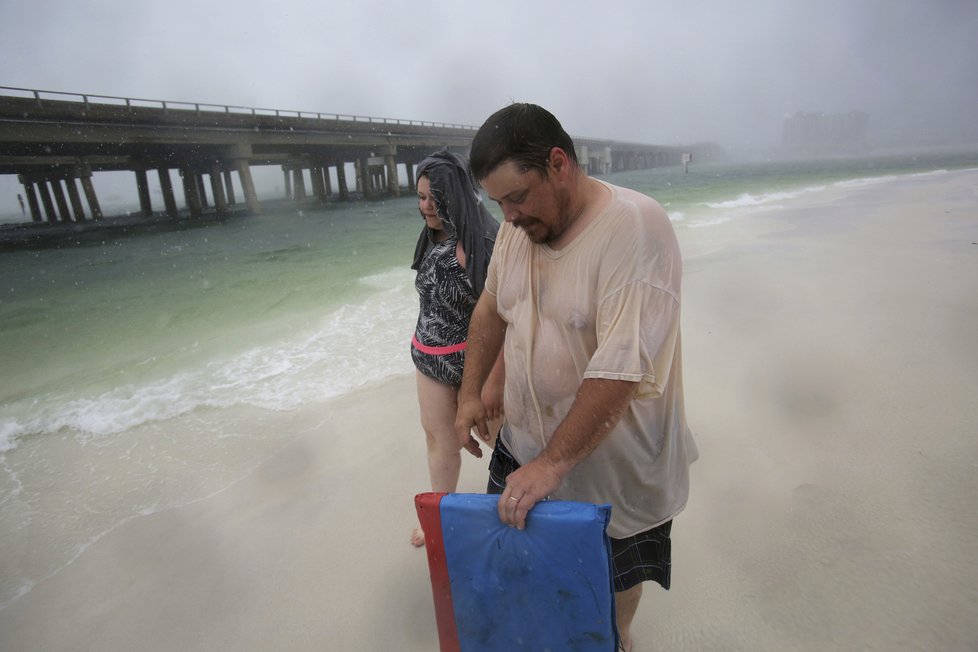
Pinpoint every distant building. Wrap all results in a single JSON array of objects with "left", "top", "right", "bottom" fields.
[{"left": 782, "top": 111, "right": 869, "bottom": 155}]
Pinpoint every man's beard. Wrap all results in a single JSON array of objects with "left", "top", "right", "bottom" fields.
[{"left": 516, "top": 186, "right": 573, "bottom": 245}]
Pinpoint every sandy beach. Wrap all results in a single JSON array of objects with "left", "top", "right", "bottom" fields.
[{"left": 1, "top": 168, "right": 976, "bottom": 651}]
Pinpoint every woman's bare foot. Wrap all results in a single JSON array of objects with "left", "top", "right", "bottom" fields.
[{"left": 411, "top": 527, "right": 426, "bottom": 547}]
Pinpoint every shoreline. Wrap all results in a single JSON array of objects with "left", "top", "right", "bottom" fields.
[
  {"left": 0, "top": 371, "right": 423, "bottom": 609},
  {"left": 1, "top": 168, "right": 977, "bottom": 650}
]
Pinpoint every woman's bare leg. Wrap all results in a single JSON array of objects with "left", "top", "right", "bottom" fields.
[{"left": 413, "top": 371, "right": 463, "bottom": 546}]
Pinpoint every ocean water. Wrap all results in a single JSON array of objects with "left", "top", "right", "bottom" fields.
[
  {"left": 1, "top": 150, "right": 976, "bottom": 608},
  {"left": 1, "top": 201, "right": 423, "bottom": 444}
]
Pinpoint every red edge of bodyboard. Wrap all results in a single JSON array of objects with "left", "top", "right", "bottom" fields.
[{"left": 414, "top": 492, "right": 460, "bottom": 652}]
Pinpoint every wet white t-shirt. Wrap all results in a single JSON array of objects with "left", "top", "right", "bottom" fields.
[{"left": 486, "top": 180, "right": 697, "bottom": 537}]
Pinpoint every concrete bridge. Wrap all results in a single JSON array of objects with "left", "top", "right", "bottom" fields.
[{"left": 0, "top": 86, "right": 723, "bottom": 224}]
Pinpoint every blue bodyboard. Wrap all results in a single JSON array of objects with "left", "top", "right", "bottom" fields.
[{"left": 415, "top": 492, "right": 618, "bottom": 651}]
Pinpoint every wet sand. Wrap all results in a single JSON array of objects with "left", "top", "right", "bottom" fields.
[{"left": 1, "top": 168, "right": 976, "bottom": 651}]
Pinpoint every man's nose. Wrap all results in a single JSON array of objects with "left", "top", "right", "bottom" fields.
[{"left": 501, "top": 203, "right": 519, "bottom": 223}]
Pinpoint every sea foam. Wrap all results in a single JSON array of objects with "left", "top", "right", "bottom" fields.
[
  {"left": 0, "top": 268, "right": 417, "bottom": 449},
  {"left": 702, "top": 185, "right": 827, "bottom": 210}
]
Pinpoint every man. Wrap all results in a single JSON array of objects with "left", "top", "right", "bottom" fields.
[{"left": 455, "top": 103, "right": 697, "bottom": 651}]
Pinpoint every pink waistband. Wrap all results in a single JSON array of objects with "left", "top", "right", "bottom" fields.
[{"left": 412, "top": 334, "right": 467, "bottom": 355}]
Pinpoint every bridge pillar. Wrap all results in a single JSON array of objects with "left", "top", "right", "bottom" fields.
[
  {"left": 135, "top": 169, "right": 153, "bottom": 217},
  {"left": 223, "top": 170, "right": 236, "bottom": 205},
  {"left": 385, "top": 155, "right": 399, "bottom": 198},
  {"left": 370, "top": 159, "right": 382, "bottom": 197},
  {"left": 282, "top": 166, "right": 293, "bottom": 200},
  {"left": 51, "top": 180, "right": 72, "bottom": 222},
  {"left": 336, "top": 163, "right": 349, "bottom": 201},
  {"left": 195, "top": 174, "right": 209, "bottom": 209},
  {"left": 405, "top": 162, "right": 415, "bottom": 193},
  {"left": 181, "top": 169, "right": 203, "bottom": 216},
  {"left": 65, "top": 178, "right": 86, "bottom": 222},
  {"left": 235, "top": 160, "right": 262, "bottom": 214},
  {"left": 158, "top": 169, "right": 179, "bottom": 217},
  {"left": 51, "top": 180, "right": 73, "bottom": 222},
  {"left": 37, "top": 181, "right": 58, "bottom": 223},
  {"left": 209, "top": 165, "right": 228, "bottom": 215},
  {"left": 293, "top": 168, "right": 307, "bottom": 201},
  {"left": 18, "top": 176, "right": 43, "bottom": 222},
  {"left": 308, "top": 167, "right": 319, "bottom": 199},
  {"left": 310, "top": 166, "right": 326, "bottom": 200},
  {"left": 322, "top": 165, "right": 332, "bottom": 196},
  {"left": 355, "top": 158, "right": 367, "bottom": 197},
  {"left": 79, "top": 171, "right": 103, "bottom": 220},
  {"left": 321, "top": 166, "right": 331, "bottom": 197}
]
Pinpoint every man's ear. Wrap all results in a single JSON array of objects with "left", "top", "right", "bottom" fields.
[{"left": 549, "top": 147, "right": 570, "bottom": 175}]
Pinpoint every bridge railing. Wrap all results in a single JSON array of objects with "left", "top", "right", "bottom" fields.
[{"left": 0, "top": 85, "right": 476, "bottom": 130}]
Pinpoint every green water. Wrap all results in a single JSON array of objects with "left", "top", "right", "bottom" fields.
[{"left": 603, "top": 150, "right": 978, "bottom": 211}]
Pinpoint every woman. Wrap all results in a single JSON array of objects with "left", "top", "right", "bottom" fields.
[{"left": 410, "top": 149, "right": 503, "bottom": 547}]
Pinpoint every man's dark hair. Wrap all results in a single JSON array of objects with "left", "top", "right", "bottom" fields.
[{"left": 469, "top": 103, "right": 578, "bottom": 181}]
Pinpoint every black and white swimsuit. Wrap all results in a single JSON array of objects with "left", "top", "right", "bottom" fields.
[{"left": 411, "top": 238, "right": 476, "bottom": 387}]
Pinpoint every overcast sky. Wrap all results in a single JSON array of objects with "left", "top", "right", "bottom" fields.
[{"left": 1, "top": 0, "right": 977, "bottom": 152}]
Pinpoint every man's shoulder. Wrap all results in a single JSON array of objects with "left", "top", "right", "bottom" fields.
[
  {"left": 603, "top": 182, "right": 668, "bottom": 222},
  {"left": 590, "top": 185, "right": 672, "bottom": 249},
  {"left": 597, "top": 183, "right": 681, "bottom": 273}
]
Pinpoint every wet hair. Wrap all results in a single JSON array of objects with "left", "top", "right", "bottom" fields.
[
  {"left": 411, "top": 149, "right": 499, "bottom": 296},
  {"left": 469, "top": 103, "right": 578, "bottom": 181}
]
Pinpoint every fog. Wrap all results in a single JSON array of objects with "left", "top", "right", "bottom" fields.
[
  {"left": 1, "top": 0, "right": 976, "bottom": 216},
  {"left": 3, "top": 0, "right": 977, "bottom": 147}
]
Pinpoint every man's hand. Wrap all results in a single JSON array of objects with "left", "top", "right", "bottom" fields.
[
  {"left": 461, "top": 433, "right": 483, "bottom": 458},
  {"left": 481, "top": 379, "right": 504, "bottom": 422},
  {"left": 456, "top": 393, "right": 492, "bottom": 445},
  {"left": 497, "top": 458, "right": 564, "bottom": 530},
  {"left": 495, "top": 378, "right": 639, "bottom": 529}
]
